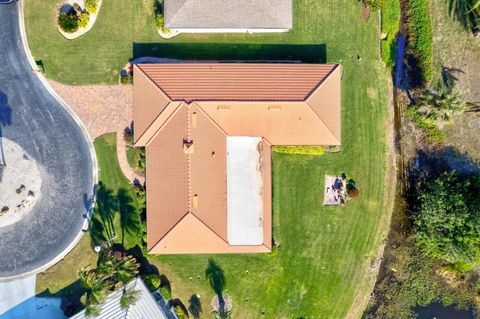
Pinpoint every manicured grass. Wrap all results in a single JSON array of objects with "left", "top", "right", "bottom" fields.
[
  {"left": 93, "top": 133, "right": 142, "bottom": 249},
  {"left": 381, "top": 0, "right": 401, "bottom": 66},
  {"left": 126, "top": 146, "right": 138, "bottom": 170},
  {"left": 26, "top": 0, "right": 378, "bottom": 85},
  {"left": 28, "top": 0, "right": 394, "bottom": 317},
  {"left": 36, "top": 234, "right": 97, "bottom": 297}
]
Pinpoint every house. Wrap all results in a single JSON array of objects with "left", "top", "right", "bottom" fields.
[
  {"left": 134, "top": 63, "right": 342, "bottom": 254},
  {"left": 69, "top": 277, "right": 175, "bottom": 318},
  {"left": 164, "top": 0, "right": 292, "bottom": 33}
]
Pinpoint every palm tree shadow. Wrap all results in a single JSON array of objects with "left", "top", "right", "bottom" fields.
[
  {"left": 90, "top": 181, "right": 117, "bottom": 245},
  {"left": 117, "top": 187, "right": 141, "bottom": 250},
  {"left": 0, "top": 91, "right": 12, "bottom": 172},
  {"left": 188, "top": 294, "right": 202, "bottom": 319},
  {"left": 441, "top": 66, "right": 464, "bottom": 91},
  {"left": 205, "top": 259, "right": 226, "bottom": 312}
]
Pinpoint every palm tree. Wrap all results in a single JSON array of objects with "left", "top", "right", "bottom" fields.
[
  {"left": 415, "top": 88, "right": 466, "bottom": 121},
  {"left": 114, "top": 254, "right": 140, "bottom": 286},
  {"left": 78, "top": 254, "right": 140, "bottom": 314},
  {"left": 119, "top": 287, "right": 141, "bottom": 310},
  {"left": 0, "top": 92, "right": 12, "bottom": 167},
  {"left": 447, "top": 0, "right": 480, "bottom": 31}
]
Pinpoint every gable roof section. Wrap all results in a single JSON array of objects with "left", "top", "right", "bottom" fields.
[
  {"left": 146, "top": 105, "right": 189, "bottom": 251},
  {"left": 135, "top": 63, "right": 337, "bottom": 102},
  {"left": 164, "top": 0, "right": 292, "bottom": 29},
  {"left": 306, "top": 65, "right": 342, "bottom": 143},
  {"left": 133, "top": 65, "right": 174, "bottom": 144},
  {"left": 149, "top": 213, "right": 270, "bottom": 254}
]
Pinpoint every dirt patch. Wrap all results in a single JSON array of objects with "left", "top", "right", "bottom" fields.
[{"left": 0, "top": 139, "right": 42, "bottom": 227}]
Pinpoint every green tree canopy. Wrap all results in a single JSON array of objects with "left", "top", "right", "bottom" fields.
[{"left": 413, "top": 172, "right": 480, "bottom": 266}]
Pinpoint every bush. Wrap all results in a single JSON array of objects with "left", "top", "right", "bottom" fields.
[
  {"left": 58, "top": 12, "right": 78, "bottom": 33},
  {"left": 85, "top": 0, "right": 97, "bottom": 13},
  {"left": 77, "top": 12, "right": 90, "bottom": 28},
  {"left": 159, "top": 284, "right": 171, "bottom": 300},
  {"left": 272, "top": 146, "right": 325, "bottom": 155},
  {"left": 143, "top": 273, "right": 161, "bottom": 291},
  {"left": 413, "top": 172, "right": 480, "bottom": 266},
  {"left": 155, "top": 13, "right": 165, "bottom": 31},
  {"left": 174, "top": 305, "right": 188, "bottom": 319}
]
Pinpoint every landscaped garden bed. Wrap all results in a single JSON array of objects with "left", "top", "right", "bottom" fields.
[
  {"left": 153, "top": 0, "right": 178, "bottom": 39},
  {"left": 57, "top": 0, "right": 102, "bottom": 39}
]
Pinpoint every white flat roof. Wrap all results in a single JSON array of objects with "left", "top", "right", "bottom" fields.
[{"left": 227, "top": 136, "right": 264, "bottom": 245}]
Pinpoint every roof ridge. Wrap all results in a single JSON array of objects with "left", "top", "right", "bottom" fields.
[
  {"left": 194, "top": 103, "right": 228, "bottom": 136},
  {"left": 189, "top": 212, "right": 230, "bottom": 245},
  {"left": 305, "top": 65, "right": 342, "bottom": 143},
  {"left": 303, "top": 64, "right": 339, "bottom": 100},
  {"left": 187, "top": 104, "right": 192, "bottom": 212},
  {"left": 135, "top": 64, "right": 174, "bottom": 101},
  {"left": 305, "top": 100, "right": 340, "bottom": 145},
  {"left": 148, "top": 211, "right": 190, "bottom": 253},
  {"left": 136, "top": 102, "right": 184, "bottom": 147},
  {"left": 149, "top": 212, "right": 230, "bottom": 253}
]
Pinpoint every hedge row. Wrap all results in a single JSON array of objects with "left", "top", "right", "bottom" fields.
[
  {"left": 406, "top": 0, "right": 433, "bottom": 84},
  {"left": 272, "top": 146, "right": 325, "bottom": 155}
]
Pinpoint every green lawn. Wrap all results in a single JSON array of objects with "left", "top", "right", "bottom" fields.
[
  {"left": 27, "top": 0, "right": 379, "bottom": 85},
  {"left": 36, "top": 234, "right": 97, "bottom": 297},
  {"left": 28, "top": 0, "right": 394, "bottom": 317}
]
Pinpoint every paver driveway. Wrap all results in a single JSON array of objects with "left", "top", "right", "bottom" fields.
[{"left": 0, "top": 3, "right": 94, "bottom": 278}]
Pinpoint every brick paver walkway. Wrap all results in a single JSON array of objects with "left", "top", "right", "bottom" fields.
[{"left": 48, "top": 80, "right": 144, "bottom": 184}]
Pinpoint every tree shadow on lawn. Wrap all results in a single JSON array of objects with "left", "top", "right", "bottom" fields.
[
  {"left": 132, "top": 43, "right": 327, "bottom": 63},
  {"left": 89, "top": 184, "right": 141, "bottom": 250},
  {"left": 188, "top": 294, "right": 202, "bottom": 319}
]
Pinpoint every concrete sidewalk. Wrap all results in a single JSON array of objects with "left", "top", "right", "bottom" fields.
[{"left": 0, "top": 276, "right": 65, "bottom": 319}]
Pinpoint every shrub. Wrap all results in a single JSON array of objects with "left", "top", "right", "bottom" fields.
[
  {"left": 143, "top": 273, "right": 161, "bottom": 291},
  {"left": 174, "top": 305, "right": 188, "bottom": 319},
  {"left": 85, "top": 0, "right": 97, "bottom": 13},
  {"left": 413, "top": 172, "right": 480, "bottom": 266},
  {"left": 77, "top": 12, "right": 90, "bottom": 28},
  {"left": 159, "top": 284, "right": 172, "bottom": 300},
  {"left": 272, "top": 146, "right": 325, "bottom": 156},
  {"left": 120, "top": 75, "right": 133, "bottom": 84},
  {"left": 155, "top": 13, "right": 165, "bottom": 31},
  {"left": 58, "top": 12, "right": 78, "bottom": 33}
]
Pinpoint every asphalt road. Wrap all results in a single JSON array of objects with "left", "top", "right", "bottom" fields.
[{"left": 0, "top": 3, "right": 94, "bottom": 278}]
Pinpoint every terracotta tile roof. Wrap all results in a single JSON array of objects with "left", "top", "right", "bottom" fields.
[
  {"left": 134, "top": 63, "right": 341, "bottom": 254},
  {"left": 135, "top": 64, "right": 337, "bottom": 102}
]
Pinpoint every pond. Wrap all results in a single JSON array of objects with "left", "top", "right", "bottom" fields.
[{"left": 415, "top": 303, "right": 476, "bottom": 319}]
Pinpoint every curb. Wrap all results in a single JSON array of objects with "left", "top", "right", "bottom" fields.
[{"left": 0, "top": 0, "right": 99, "bottom": 281}]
